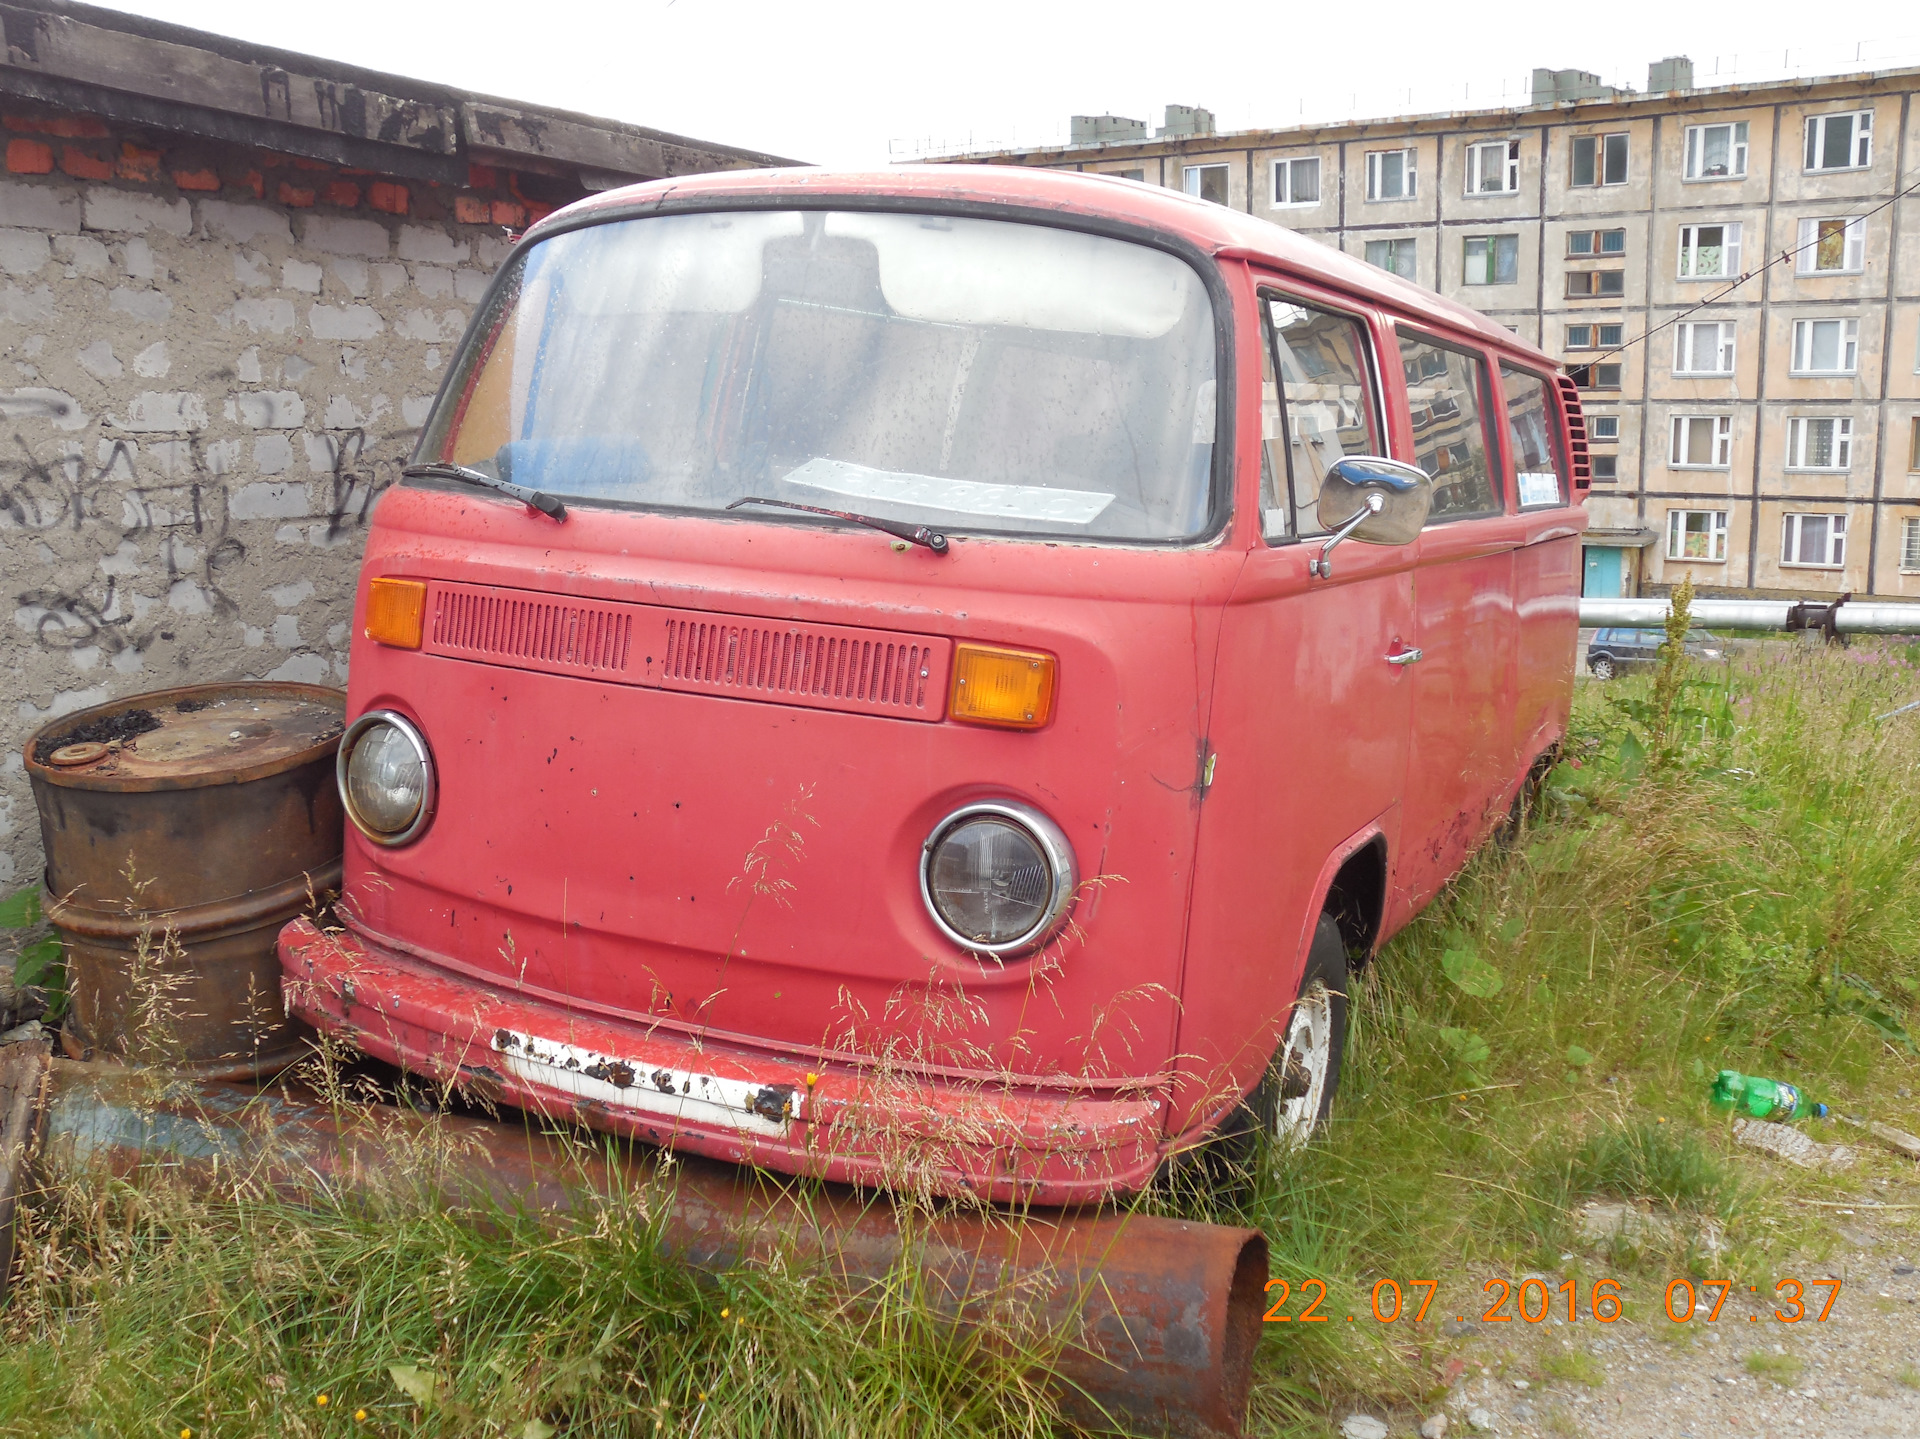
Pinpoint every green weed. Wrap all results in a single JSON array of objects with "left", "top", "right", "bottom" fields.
[
  {"left": 1745, "top": 1349, "right": 1804, "bottom": 1386},
  {"left": 1540, "top": 1347, "right": 1605, "bottom": 1388}
]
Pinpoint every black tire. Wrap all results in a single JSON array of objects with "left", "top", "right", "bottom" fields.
[
  {"left": 1245, "top": 913, "right": 1350, "bottom": 1146},
  {"left": 1201, "top": 914, "right": 1351, "bottom": 1194},
  {"left": 1589, "top": 654, "right": 1615, "bottom": 680}
]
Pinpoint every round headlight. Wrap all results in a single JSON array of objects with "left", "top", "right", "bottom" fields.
[
  {"left": 920, "top": 801, "right": 1076, "bottom": 955},
  {"left": 338, "top": 711, "right": 434, "bottom": 845}
]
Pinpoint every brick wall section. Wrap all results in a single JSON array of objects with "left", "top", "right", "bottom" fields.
[{"left": 0, "top": 101, "right": 560, "bottom": 887}]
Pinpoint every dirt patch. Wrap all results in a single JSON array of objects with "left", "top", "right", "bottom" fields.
[
  {"left": 30, "top": 708, "right": 161, "bottom": 764},
  {"left": 1344, "top": 1207, "right": 1920, "bottom": 1438}
]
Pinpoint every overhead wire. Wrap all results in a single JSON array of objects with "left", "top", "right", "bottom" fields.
[{"left": 1582, "top": 163, "right": 1920, "bottom": 369}]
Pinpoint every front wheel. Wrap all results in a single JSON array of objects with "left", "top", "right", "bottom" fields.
[
  {"left": 1589, "top": 654, "right": 1616, "bottom": 681},
  {"left": 1248, "top": 913, "right": 1350, "bottom": 1148}
]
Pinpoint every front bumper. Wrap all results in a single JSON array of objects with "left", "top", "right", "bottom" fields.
[{"left": 278, "top": 918, "right": 1169, "bottom": 1203}]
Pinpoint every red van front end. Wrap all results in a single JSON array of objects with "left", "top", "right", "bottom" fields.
[
  {"left": 281, "top": 170, "right": 1247, "bottom": 1202},
  {"left": 282, "top": 166, "right": 1586, "bottom": 1203}
]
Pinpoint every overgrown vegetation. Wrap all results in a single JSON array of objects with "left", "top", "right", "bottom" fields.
[
  {"left": 4, "top": 628, "right": 1919, "bottom": 1436},
  {"left": 1198, "top": 618, "right": 1920, "bottom": 1425}
]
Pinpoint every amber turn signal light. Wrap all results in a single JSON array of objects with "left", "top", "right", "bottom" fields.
[
  {"left": 949, "top": 644, "right": 1056, "bottom": 729},
  {"left": 364, "top": 577, "right": 426, "bottom": 650}
]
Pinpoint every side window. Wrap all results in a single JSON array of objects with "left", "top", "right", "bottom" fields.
[
  {"left": 1398, "top": 332, "right": 1500, "bottom": 521},
  {"left": 1261, "top": 296, "right": 1383, "bottom": 540},
  {"left": 1499, "top": 365, "right": 1569, "bottom": 509}
]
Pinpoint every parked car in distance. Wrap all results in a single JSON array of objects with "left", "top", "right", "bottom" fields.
[
  {"left": 282, "top": 165, "right": 1592, "bottom": 1205},
  {"left": 1585, "top": 627, "right": 1725, "bottom": 679}
]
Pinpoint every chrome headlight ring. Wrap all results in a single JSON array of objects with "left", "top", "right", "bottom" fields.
[
  {"left": 919, "top": 800, "right": 1078, "bottom": 957},
  {"left": 337, "top": 709, "right": 436, "bottom": 847}
]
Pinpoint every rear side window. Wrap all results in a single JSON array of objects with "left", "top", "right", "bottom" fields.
[
  {"left": 1398, "top": 332, "right": 1501, "bottom": 521},
  {"left": 1500, "top": 365, "right": 1569, "bottom": 509},
  {"left": 1260, "top": 296, "right": 1384, "bottom": 540}
]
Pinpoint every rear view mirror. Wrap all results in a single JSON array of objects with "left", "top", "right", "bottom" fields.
[
  {"left": 1308, "top": 457, "right": 1432, "bottom": 579},
  {"left": 1315, "top": 456, "right": 1432, "bottom": 545}
]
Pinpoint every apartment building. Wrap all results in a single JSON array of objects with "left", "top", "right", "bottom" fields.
[{"left": 937, "top": 62, "right": 1920, "bottom": 600}]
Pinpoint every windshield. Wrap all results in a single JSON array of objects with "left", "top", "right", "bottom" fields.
[{"left": 419, "top": 209, "right": 1220, "bottom": 542}]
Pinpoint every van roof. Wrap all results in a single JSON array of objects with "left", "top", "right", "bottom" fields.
[{"left": 531, "top": 164, "right": 1554, "bottom": 368}]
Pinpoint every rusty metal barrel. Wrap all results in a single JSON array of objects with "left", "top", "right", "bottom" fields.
[{"left": 23, "top": 683, "right": 345, "bottom": 1078}]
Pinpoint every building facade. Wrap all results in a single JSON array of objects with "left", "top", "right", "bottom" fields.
[{"left": 940, "top": 65, "right": 1920, "bottom": 602}]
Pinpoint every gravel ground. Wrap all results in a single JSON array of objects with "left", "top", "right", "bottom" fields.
[{"left": 1334, "top": 1200, "right": 1920, "bottom": 1438}]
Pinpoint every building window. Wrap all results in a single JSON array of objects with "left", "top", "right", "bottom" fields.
[
  {"left": 1912, "top": 416, "right": 1920, "bottom": 469},
  {"left": 1569, "top": 362, "right": 1622, "bottom": 390},
  {"left": 1667, "top": 509, "right": 1729, "bottom": 562},
  {"left": 1463, "top": 234, "right": 1519, "bottom": 285},
  {"left": 1567, "top": 229, "right": 1627, "bottom": 256},
  {"left": 1465, "top": 138, "right": 1521, "bottom": 194},
  {"left": 1673, "top": 321, "right": 1736, "bottom": 376},
  {"left": 1782, "top": 512, "right": 1846, "bottom": 568},
  {"left": 1804, "top": 110, "right": 1872, "bottom": 171},
  {"left": 1797, "top": 217, "right": 1865, "bottom": 274},
  {"left": 1785, "top": 416, "right": 1853, "bottom": 470},
  {"left": 1684, "top": 121, "right": 1749, "bottom": 179},
  {"left": 1569, "top": 324, "right": 1628, "bottom": 354},
  {"left": 1183, "top": 164, "right": 1230, "bottom": 205},
  {"left": 1363, "top": 237, "right": 1417, "bottom": 279},
  {"left": 1271, "top": 156, "right": 1320, "bottom": 207},
  {"left": 1572, "top": 133, "right": 1629, "bottom": 187},
  {"left": 1589, "top": 415, "right": 1620, "bottom": 441},
  {"left": 1671, "top": 414, "right": 1732, "bottom": 468},
  {"left": 1566, "top": 270, "right": 1625, "bottom": 297},
  {"left": 1678, "top": 223, "right": 1742, "bottom": 278},
  {"left": 1590, "top": 454, "right": 1618, "bottom": 481},
  {"left": 1115, "top": 169, "right": 1145, "bottom": 182},
  {"left": 1790, "top": 318, "right": 1859, "bottom": 375},
  {"left": 1366, "top": 148, "right": 1417, "bottom": 200},
  {"left": 1902, "top": 516, "right": 1920, "bottom": 571}
]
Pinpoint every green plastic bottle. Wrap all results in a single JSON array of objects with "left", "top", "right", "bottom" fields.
[{"left": 1709, "top": 1070, "right": 1828, "bottom": 1121}]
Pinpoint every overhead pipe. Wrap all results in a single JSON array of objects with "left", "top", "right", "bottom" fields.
[
  {"left": 21, "top": 1056, "right": 1266, "bottom": 1439},
  {"left": 1580, "top": 596, "right": 1920, "bottom": 635}
]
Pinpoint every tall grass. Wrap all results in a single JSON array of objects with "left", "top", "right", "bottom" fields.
[
  {"left": 5, "top": 637, "right": 1919, "bottom": 1437},
  {"left": 1198, "top": 634, "right": 1920, "bottom": 1423},
  {"left": 1, "top": 1149, "right": 1071, "bottom": 1438}
]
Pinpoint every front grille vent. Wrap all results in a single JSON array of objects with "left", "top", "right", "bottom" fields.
[
  {"left": 433, "top": 588, "right": 633, "bottom": 673},
  {"left": 660, "top": 619, "right": 934, "bottom": 711},
  {"left": 424, "top": 581, "right": 950, "bottom": 722}
]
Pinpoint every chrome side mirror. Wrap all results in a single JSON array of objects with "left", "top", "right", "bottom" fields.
[{"left": 1309, "top": 456, "right": 1433, "bottom": 579}]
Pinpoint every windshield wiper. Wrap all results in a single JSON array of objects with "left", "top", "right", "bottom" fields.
[
  {"left": 403, "top": 462, "right": 566, "bottom": 521},
  {"left": 726, "top": 496, "right": 948, "bottom": 554}
]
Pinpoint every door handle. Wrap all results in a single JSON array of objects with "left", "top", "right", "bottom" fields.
[{"left": 1385, "top": 647, "right": 1424, "bottom": 666}]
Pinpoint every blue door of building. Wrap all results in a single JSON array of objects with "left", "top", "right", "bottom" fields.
[{"left": 1582, "top": 546, "right": 1624, "bottom": 598}]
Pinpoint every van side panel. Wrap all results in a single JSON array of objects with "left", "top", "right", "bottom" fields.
[{"left": 1175, "top": 271, "right": 1416, "bottom": 1129}]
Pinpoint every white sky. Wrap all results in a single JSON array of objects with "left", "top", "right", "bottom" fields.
[{"left": 92, "top": 0, "right": 1920, "bottom": 167}]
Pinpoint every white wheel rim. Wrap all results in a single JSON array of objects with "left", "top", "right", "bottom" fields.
[{"left": 1274, "top": 979, "right": 1334, "bottom": 1146}]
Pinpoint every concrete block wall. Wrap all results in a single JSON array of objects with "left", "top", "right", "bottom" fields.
[{"left": 0, "top": 103, "right": 539, "bottom": 890}]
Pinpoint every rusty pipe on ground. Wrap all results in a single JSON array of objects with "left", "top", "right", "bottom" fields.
[{"left": 26, "top": 1057, "right": 1265, "bottom": 1438}]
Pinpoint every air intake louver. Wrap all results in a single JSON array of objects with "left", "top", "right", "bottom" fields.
[
  {"left": 659, "top": 619, "right": 936, "bottom": 712},
  {"left": 1554, "top": 374, "right": 1592, "bottom": 491},
  {"left": 433, "top": 587, "right": 633, "bottom": 673},
  {"left": 426, "top": 582, "right": 950, "bottom": 721}
]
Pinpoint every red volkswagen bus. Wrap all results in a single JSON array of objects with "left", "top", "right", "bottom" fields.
[{"left": 281, "top": 166, "right": 1589, "bottom": 1203}]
